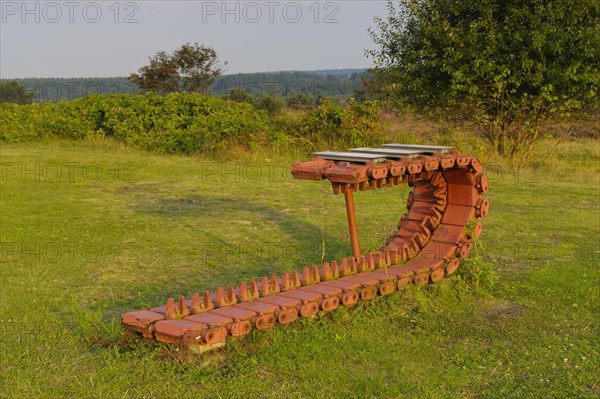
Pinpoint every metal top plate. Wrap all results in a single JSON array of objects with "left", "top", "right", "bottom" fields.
[
  {"left": 383, "top": 144, "right": 453, "bottom": 153},
  {"left": 349, "top": 148, "right": 422, "bottom": 159},
  {"left": 312, "top": 151, "right": 387, "bottom": 163}
]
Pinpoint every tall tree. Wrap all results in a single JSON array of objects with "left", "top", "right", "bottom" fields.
[
  {"left": 368, "top": 0, "right": 599, "bottom": 157},
  {"left": 0, "top": 81, "right": 34, "bottom": 104},
  {"left": 129, "top": 43, "right": 226, "bottom": 95}
]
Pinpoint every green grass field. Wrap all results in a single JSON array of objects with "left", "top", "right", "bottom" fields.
[{"left": 1, "top": 138, "right": 598, "bottom": 398}]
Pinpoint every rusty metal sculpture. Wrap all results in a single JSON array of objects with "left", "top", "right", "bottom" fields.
[{"left": 122, "top": 144, "right": 489, "bottom": 353}]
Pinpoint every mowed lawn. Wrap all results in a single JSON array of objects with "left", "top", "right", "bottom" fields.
[{"left": 0, "top": 139, "right": 598, "bottom": 398}]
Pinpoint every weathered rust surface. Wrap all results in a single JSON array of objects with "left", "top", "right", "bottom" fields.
[{"left": 122, "top": 145, "right": 489, "bottom": 353}]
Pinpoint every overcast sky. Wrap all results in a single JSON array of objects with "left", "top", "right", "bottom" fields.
[{"left": 0, "top": 1, "right": 390, "bottom": 78}]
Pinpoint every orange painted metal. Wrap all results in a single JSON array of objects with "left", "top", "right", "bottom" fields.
[{"left": 344, "top": 188, "right": 361, "bottom": 259}]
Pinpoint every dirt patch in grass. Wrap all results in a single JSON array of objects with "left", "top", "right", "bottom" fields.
[{"left": 478, "top": 300, "right": 526, "bottom": 320}]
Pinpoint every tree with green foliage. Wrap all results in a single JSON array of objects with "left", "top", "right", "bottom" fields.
[
  {"left": 368, "top": 0, "right": 599, "bottom": 157},
  {"left": 255, "top": 94, "right": 285, "bottom": 116},
  {"left": 287, "top": 93, "right": 317, "bottom": 108},
  {"left": 224, "top": 88, "right": 255, "bottom": 104},
  {"left": 0, "top": 81, "right": 34, "bottom": 104},
  {"left": 129, "top": 43, "right": 226, "bottom": 95}
]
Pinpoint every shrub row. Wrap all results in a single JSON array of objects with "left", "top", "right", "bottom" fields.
[
  {"left": 0, "top": 93, "right": 383, "bottom": 154},
  {"left": 293, "top": 98, "right": 382, "bottom": 149}
]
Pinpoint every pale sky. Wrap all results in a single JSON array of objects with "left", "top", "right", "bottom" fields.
[{"left": 0, "top": 1, "right": 390, "bottom": 78}]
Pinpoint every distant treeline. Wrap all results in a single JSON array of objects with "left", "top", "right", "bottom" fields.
[
  {"left": 212, "top": 70, "right": 368, "bottom": 98},
  {"left": 5, "top": 77, "right": 135, "bottom": 103},
  {"left": 5, "top": 69, "right": 370, "bottom": 103}
]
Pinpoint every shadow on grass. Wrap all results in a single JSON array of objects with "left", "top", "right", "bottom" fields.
[
  {"left": 137, "top": 192, "right": 347, "bottom": 243},
  {"left": 121, "top": 194, "right": 349, "bottom": 299},
  {"left": 69, "top": 194, "right": 352, "bottom": 353}
]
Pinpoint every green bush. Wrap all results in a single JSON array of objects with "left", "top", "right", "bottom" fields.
[
  {"left": 286, "top": 93, "right": 317, "bottom": 107},
  {"left": 223, "top": 88, "right": 255, "bottom": 105},
  {"left": 0, "top": 93, "right": 384, "bottom": 155},
  {"left": 294, "top": 98, "right": 383, "bottom": 150},
  {"left": 0, "top": 93, "right": 275, "bottom": 154},
  {"left": 0, "top": 101, "right": 95, "bottom": 142},
  {"left": 254, "top": 94, "right": 285, "bottom": 116}
]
